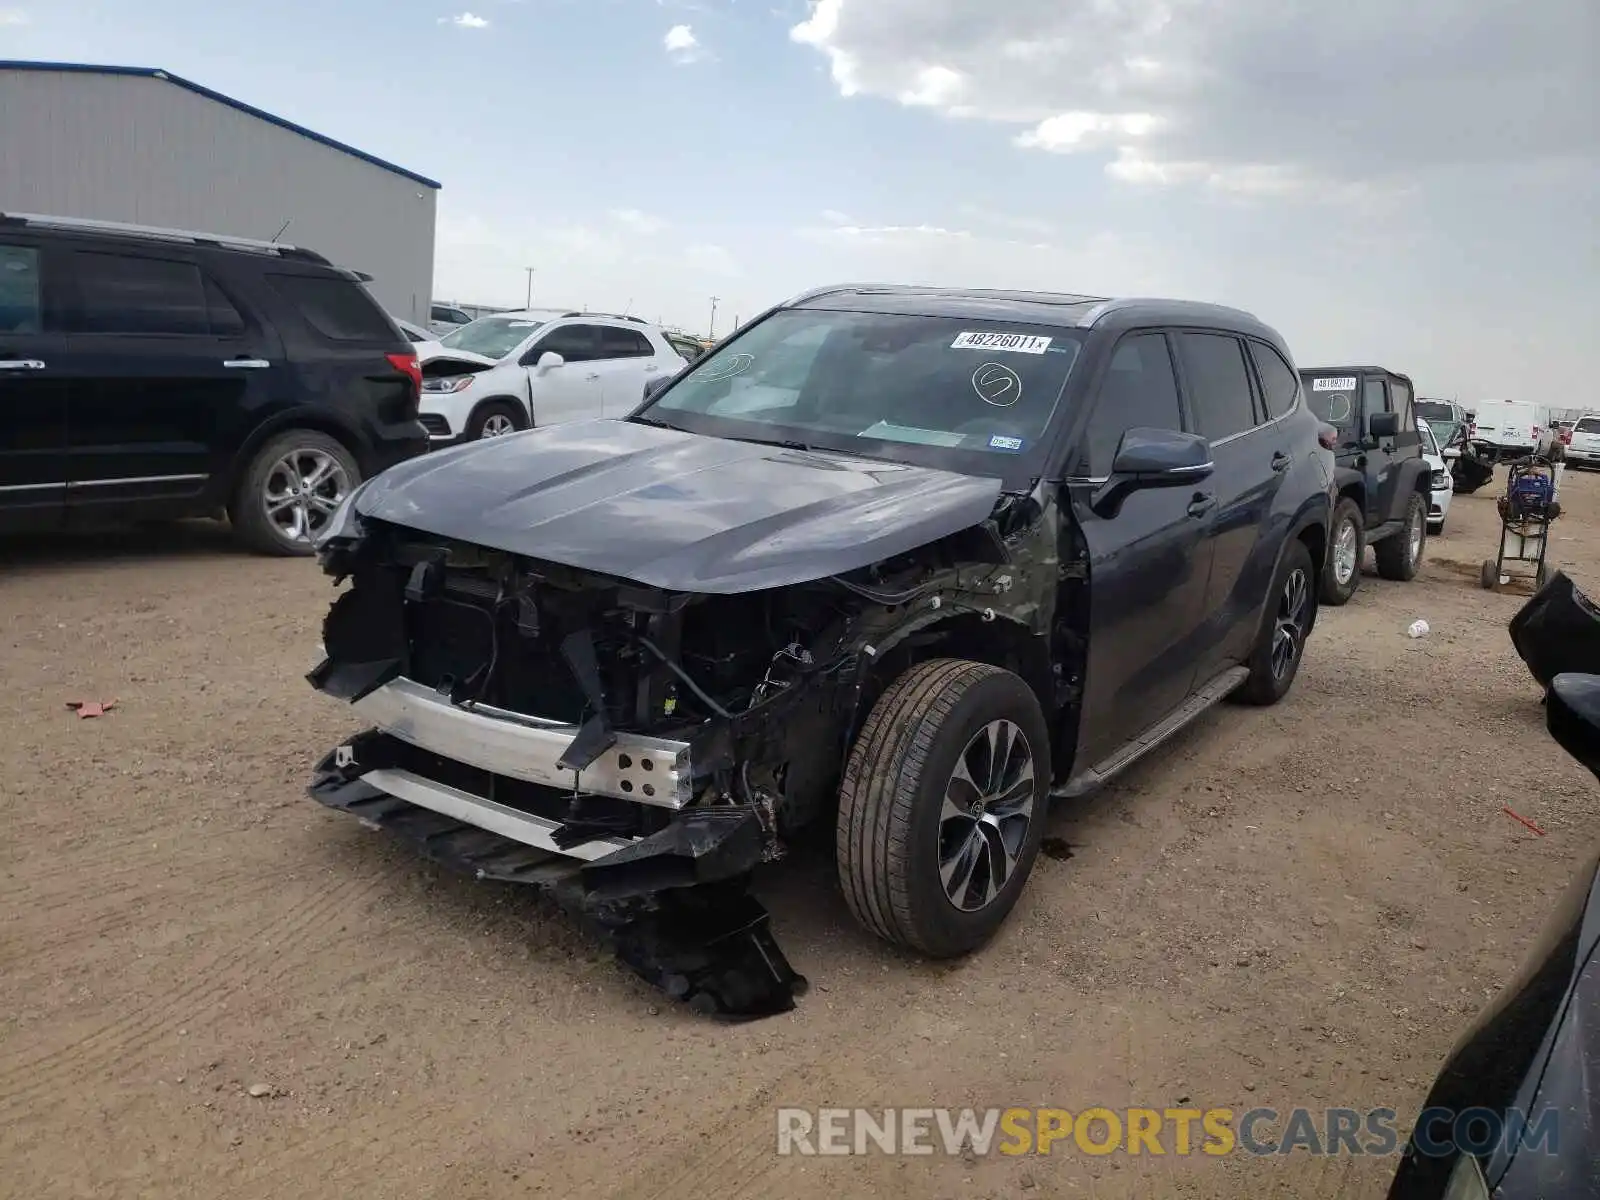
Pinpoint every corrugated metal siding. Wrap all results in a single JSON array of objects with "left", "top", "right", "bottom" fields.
[{"left": 0, "top": 70, "right": 436, "bottom": 321}]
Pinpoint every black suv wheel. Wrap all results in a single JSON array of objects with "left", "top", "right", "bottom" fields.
[
  {"left": 836, "top": 659, "right": 1050, "bottom": 958},
  {"left": 1320, "top": 497, "right": 1364, "bottom": 605},
  {"left": 1374, "top": 492, "right": 1427, "bottom": 581},
  {"left": 230, "top": 430, "right": 360, "bottom": 557},
  {"left": 1235, "top": 539, "right": 1316, "bottom": 705}
]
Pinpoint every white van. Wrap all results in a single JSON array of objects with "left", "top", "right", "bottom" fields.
[{"left": 1471, "top": 399, "right": 1552, "bottom": 461}]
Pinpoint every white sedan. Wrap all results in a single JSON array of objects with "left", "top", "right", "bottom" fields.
[{"left": 1419, "top": 417, "right": 1453, "bottom": 533}]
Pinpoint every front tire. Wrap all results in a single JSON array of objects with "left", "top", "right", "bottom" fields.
[
  {"left": 837, "top": 659, "right": 1050, "bottom": 958},
  {"left": 229, "top": 430, "right": 359, "bottom": 557},
  {"left": 465, "top": 399, "right": 527, "bottom": 440},
  {"left": 1320, "top": 498, "right": 1364, "bottom": 606},
  {"left": 1375, "top": 492, "right": 1427, "bottom": 581},
  {"left": 1235, "top": 539, "right": 1315, "bottom": 706}
]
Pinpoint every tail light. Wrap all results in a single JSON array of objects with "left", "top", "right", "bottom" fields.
[
  {"left": 1316, "top": 423, "right": 1339, "bottom": 450},
  {"left": 386, "top": 351, "right": 422, "bottom": 394}
]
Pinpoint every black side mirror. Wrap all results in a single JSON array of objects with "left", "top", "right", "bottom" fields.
[
  {"left": 642, "top": 375, "right": 673, "bottom": 403},
  {"left": 1368, "top": 411, "right": 1399, "bottom": 440},
  {"left": 1091, "top": 428, "right": 1213, "bottom": 517}
]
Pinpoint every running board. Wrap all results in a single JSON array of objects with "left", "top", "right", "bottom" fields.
[{"left": 1053, "top": 666, "right": 1251, "bottom": 799}]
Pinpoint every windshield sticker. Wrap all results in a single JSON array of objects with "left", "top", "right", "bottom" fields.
[
  {"left": 971, "top": 362, "right": 1023, "bottom": 407},
  {"left": 689, "top": 352, "right": 755, "bottom": 383},
  {"left": 988, "top": 434, "right": 1024, "bottom": 452},
  {"left": 1311, "top": 376, "right": 1357, "bottom": 392},
  {"left": 951, "top": 331, "right": 1053, "bottom": 355},
  {"left": 857, "top": 420, "right": 966, "bottom": 448}
]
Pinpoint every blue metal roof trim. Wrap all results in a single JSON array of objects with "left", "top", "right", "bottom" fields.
[{"left": 0, "top": 60, "right": 441, "bottom": 190}]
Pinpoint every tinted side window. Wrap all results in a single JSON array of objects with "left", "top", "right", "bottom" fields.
[
  {"left": 72, "top": 252, "right": 209, "bottom": 335},
  {"left": 0, "top": 244, "right": 42, "bottom": 333},
  {"left": 204, "top": 276, "right": 245, "bottom": 337},
  {"left": 1080, "top": 332, "right": 1184, "bottom": 476},
  {"left": 598, "top": 326, "right": 653, "bottom": 359},
  {"left": 1248, "top": 340, "right": 1300, "bottom": 420},
  {"left": 533, "top": 324, "right": 602, "bottom": 363},
  {"left": 268, "top": 274, "right": 396, "bottom": 342},
  {"left": 1176, "top": 332, "right": 1257, "bottom": 441}
]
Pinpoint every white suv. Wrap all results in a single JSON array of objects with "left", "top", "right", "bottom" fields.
[
  {"left": 1569, "top": 415, "right": 1600, "bottom": 468},
  {"left": 417, "top": 311, "right": 687, "bottom": 443}
]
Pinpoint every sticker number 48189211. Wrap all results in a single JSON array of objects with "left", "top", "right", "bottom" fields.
[
  {"left": 1311, "top": 376, "right": 1358, "bottom": 391},
  {"left": 951, "top": 331, "right": 1052, "bottom": 354}
]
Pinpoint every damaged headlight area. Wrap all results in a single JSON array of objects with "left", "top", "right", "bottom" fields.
[{"left": 303, "top": 521, "right": 1005, "bottom": 1017}]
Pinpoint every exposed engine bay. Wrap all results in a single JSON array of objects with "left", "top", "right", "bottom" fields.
[{"left": 306, "top": 486, "right": 1079, "bottom": 1018}]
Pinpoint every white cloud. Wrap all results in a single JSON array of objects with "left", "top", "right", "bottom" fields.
[
  {"left": 664, "top": 24, "right": 704, "bottom": 63},
  {"left": 789, "top": 0, "right": 1599, "bottom": 195},
  {"left": 610, "top": 208, "right": 669, "bottom": 235},
  {"left": 683, "top": 243, "right": 741, "bottom": 277},
  {"left": 440, "top": 12, "right": 488, "bottom": 29},
  {"left": 0, "top": 9, "right": 29, "bottom": 24}
]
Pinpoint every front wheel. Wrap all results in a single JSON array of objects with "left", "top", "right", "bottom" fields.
[
  {"left": 1234, "top": 539, "right": 1316, "bottom": 706},
  {"left": 466, "top": 399, "right": 527, "bottom": 440},
  {"left": 1319, "top": 498, "right": 1364, "bottom": 605},
  {"left": 836, "top": 659, "right": 1050, "bottom": 958},
  {"left": 1375, "top": 492, "right": 1427, "bottom": 581}
]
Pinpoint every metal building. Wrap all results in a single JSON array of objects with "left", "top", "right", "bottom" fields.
[{"left": 0, "top": 60, "right": 439, "bottom": 322}]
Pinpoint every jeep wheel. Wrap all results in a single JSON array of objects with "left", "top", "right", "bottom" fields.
[
  {"left": 1375, "top": 493, "right": 1427, "bottom": 581},
  {"left": 1234, "top": 539, "right": 1315, "bottom": 706},
  {"left": 836, "top": 659, "right": 1050, "bottom": 958},
  {"left": 230, "top": 430, "right": 359, "bottom": 557},
  {"left": 1320, "top": 498, "right": 1364, "bottom": 605}
]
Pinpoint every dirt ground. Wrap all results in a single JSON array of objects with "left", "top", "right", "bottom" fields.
[{"left": 3, "top": 469, "right": 1599, "bottom": 1199}]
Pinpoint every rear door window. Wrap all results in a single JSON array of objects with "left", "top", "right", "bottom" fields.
[
  {"left": 70, "top": 251, "right": 210, "bottom": 335},
  {"left": 1176, "top": 332, "right": 1257, "bottom": 441},
  {"left": 1390, "top": 378, "right": 1415, "bottom": 432},
  {"left": 597, "top": 326, "right": 654, "bottom": 359},
  {"left": 268, "top": 273, "right": 396, "bottom": 342}
]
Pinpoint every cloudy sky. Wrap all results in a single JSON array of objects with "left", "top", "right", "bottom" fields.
[{"left": 3, "top": 0, "right": 1596, "bottom": 399}]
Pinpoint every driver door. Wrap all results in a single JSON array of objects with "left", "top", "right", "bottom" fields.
[
  {"left": 522, "top": 323, "right": 606, "bottom": 425},
  {"left": 1064, "top": 331, "right": 1215, "bottom": 769}
]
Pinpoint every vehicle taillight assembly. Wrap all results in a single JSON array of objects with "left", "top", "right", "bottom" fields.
[
  {"left": 386, "top": 351, "right": 422, "bottom": 395},
  {"left": 1317, "top": 423, "right": 1339, "bottom": 450}
]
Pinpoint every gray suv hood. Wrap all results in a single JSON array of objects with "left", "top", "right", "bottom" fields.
[{"left": 354, "top": 419, "right": 1003, "bottom": 593}]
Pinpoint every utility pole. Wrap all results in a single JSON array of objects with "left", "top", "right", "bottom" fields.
[
  {"left": 524, "top": 267, "right": 536, "bottom": 309},
  {"left": 708, "top": 296, "right": 721, "bottom": 339}
]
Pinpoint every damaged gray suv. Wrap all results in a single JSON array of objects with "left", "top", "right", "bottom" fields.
[{"left": 307, "top": 285, "right": 1333, "bottom": 1016}]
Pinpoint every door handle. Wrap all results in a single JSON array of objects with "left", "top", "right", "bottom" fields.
[
  {"left": 223, "top": 358, "right": 271, "bottom": 369},
  {"left": 585, "top": 372, "right": 602, "bottom": 381},
  {"left": 1187, "top": 493, "right": 1217, "bottom": 518},
  {"left": 0, "top": 359, "right": 46, "bottom": 370},
  {"left": 1271, "top": 451, "right": 1291, "bottom": 473}
]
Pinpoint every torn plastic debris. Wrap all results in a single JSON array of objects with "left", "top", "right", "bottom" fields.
[
  {"left": 306, "top": 755, "right": 806, "bottom": 1019},
  {"left": 1508, "top": 571, "right": 1600, "bottom": 689},
  {"left": 65, "top": 698, "right": 118, "bottom": 718}
]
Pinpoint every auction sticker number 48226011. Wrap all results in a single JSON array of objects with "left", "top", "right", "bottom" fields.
[{"left": 951, "top": 331, "right": 1053, "bottom": 355}]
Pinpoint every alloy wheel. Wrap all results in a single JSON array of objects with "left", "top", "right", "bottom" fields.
[
  {"left": 1271, "top": 567, "right": 1311, "bottom": 679},
  {"left": 480, "top": 413, "right": 517, "bottom": 438},
  {"left": 1333, "top": 518, "right": 1359, "bottom": 585},
  {"left": 938, "top": 720, "right": 1036, "bottom": 912},
  {"left": 262, "top": 448, "right": 350, "bottom": 546}
]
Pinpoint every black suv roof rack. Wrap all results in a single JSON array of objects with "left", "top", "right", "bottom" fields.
[{"left": 0, "top": 212, "right": 333, "bottom": 264}]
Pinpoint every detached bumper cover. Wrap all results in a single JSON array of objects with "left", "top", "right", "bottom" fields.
[{"left": 1509, "top": 571, "right": 1600, "bottom": 689}]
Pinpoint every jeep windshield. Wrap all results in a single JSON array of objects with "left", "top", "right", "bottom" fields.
[
  {"left": 440, "top": 316, "right": 546, "bottom": 360},
  {"left": 636, "top": 308, "right": 1084, "bottom": 473}
]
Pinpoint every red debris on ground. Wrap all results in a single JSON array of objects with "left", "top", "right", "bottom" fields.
[
  {"left": 64, "top": 699, "right": 118, "bottom": 719},
  {"left": 1501, "top": 805, "right": 1547, "bottom": 837}
]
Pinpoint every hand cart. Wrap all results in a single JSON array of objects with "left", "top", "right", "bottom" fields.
[{"left": 1481, "top": 454, "right": 1563, "bottom": 591}]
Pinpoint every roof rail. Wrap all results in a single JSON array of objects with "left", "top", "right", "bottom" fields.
[
  {"left": 1074, "top": 296, "right": 1259, "bottom": 329},
  {"left": 0, "top": 212, "right": 331, "bottom": 263},
  {"left": 565, "top": 310, "right": 646, "bottom": 324}
]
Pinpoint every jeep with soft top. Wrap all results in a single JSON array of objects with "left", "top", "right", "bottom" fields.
[
  {"left": 306, "top": 285, "right": 1333, "bottom": 1015},
  {"left": 1300, "top": 365, "right": 1433, "bottom": 604}
]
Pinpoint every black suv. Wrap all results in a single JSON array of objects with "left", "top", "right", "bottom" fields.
[
  {"left": 0, "top": 213, "right": 428, "bottom": 555},
  {"left": 1300, "top": 365, "right": 1432, "bottom": 604},
  {"left": 305, "top": 285, "right": 1333, "bottom": 1014}
]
